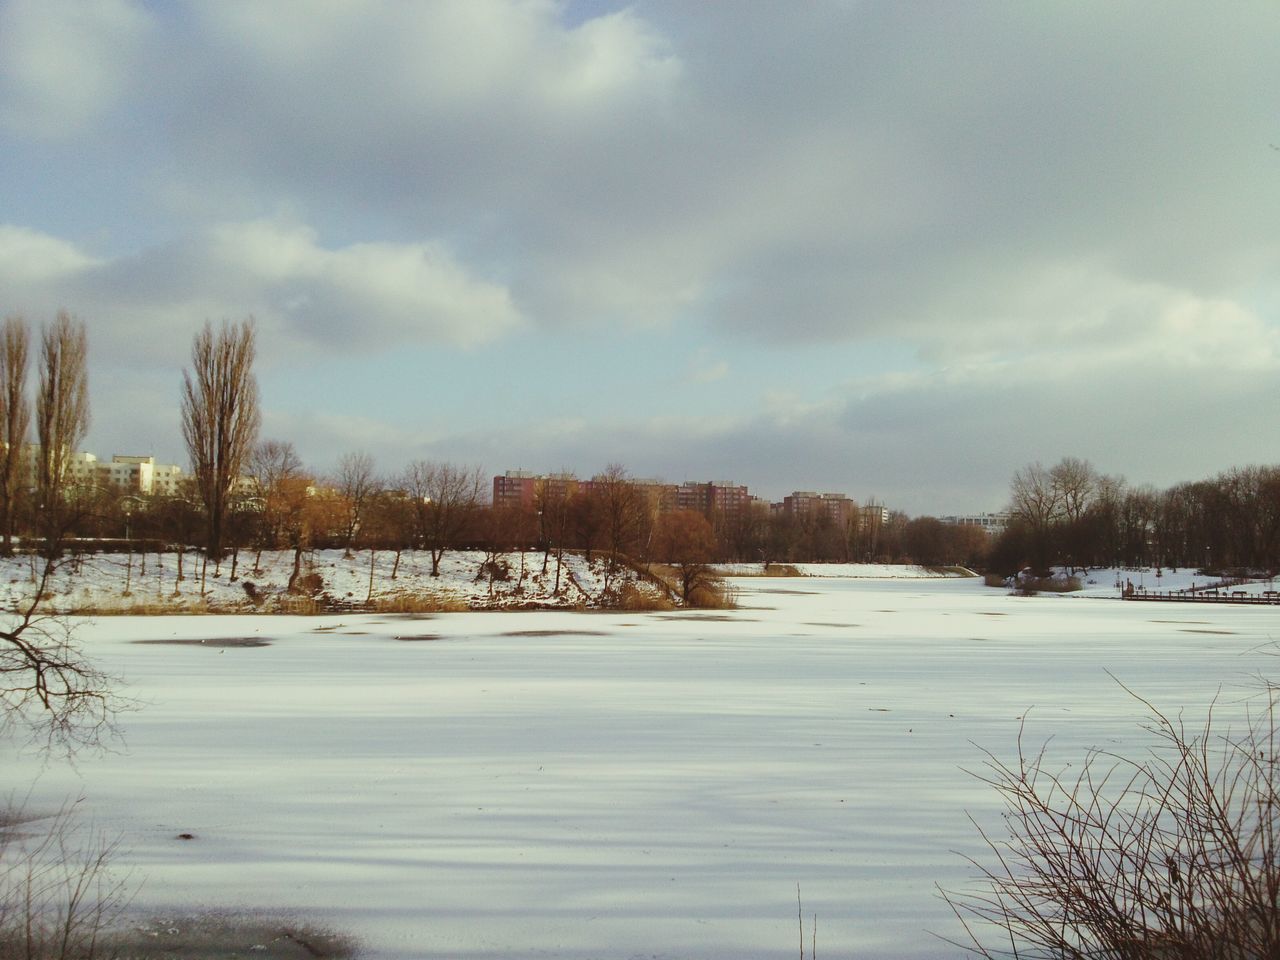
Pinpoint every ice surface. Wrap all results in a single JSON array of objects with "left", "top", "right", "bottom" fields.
[{"left": 4, "top": 574, "right": 1276, "bottom": 958}]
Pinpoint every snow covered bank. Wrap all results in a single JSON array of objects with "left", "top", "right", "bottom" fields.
[{"left": 0, "top": 549, "right": 668, "bottom": 613}]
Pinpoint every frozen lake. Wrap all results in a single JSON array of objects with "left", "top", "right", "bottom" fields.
[{"left": 6, "top": 575, "right": 1276, "bottom": 958}]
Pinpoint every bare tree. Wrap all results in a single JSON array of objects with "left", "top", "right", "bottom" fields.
[
  {"left": 651, "top": 509, "right": 718, "bottom": 603},
  {"left": 535, "top": 476, "right": 573, "bottom": 593},
  {"left": 0, "top": 556, "right": 117, "bottom": 751},
  {"left": 333, "top": 451, "right": 376, "bottom": 557},
  {"left": 34, "top": 312, "right": 89, "bottom": 556},
  {"left": 400, "top": 461, "right": 484, "bottom": 576},
  {"left": 0, "top": 316, "right": 30, "bottom": 556},
  {"left": 248, "top": 439, "right": 311, "bottom": 590},
  {"left": 595, "top": 463, "right": 643, "bottom": 585},
  {"left": 1050, "top": 456, "right": 1098, "bottom": 525},
  {"left": 181, "top": 319, "right": 260, "bottom": 561}
]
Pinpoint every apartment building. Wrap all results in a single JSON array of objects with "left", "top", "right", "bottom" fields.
[
  {"left": 939, "top": 512, "right": 1009, "bottom": 535},
  {"left": 492, "top": 472, "right": 751, "bottom": 516},
  {"left": 492, "top": 470, "right": 587, "bottom": 510},
  {"left": 32, "top": 449, "right": 187, "bottom": 496},
  {"left": 781, "top": 491, "right": 859, "bottom": 526}
]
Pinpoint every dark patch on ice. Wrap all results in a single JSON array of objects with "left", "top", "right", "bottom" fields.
[
  {"left": 978, "top": 612, "right": 1008, "bottom": 616},
  {"left": 875, "top": 609, "right": 897, "bottom": 613},
  {"left": 111, "top": 911, "right": 358, "bottom": 959},
  {"left": 133, "top": 637, "right": 271, "bottom": 648},
  {"left": 654, "top": 614, "right": 746, "bottom": 622},
  {"left": 868, "top": 707, "right": 891, "bottom": 712},
  {"left": 1180, "top": 628, "right": 1237, "bottom": 635},
  {"left": 757, "top": 588, "right": 816, "bottom": 595},
  {"left": 501, "top": 629, "right": 610, "bottom": 637},
  {"left": 803, "top": 621, "right": 859, "bottom": 628},
  {"left": 393, "top": 634, "right": 443, "bottom": 642},
  {"left": 176, "top": 832, "right": 195, "bottom": 840},
  {"left": 1150, "top": 619, "right": 1210, "bottom": 625}
]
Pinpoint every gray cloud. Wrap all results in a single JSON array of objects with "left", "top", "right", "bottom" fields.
[{"left": 1, "top": 0, "right": 1276, "bottom": 508}]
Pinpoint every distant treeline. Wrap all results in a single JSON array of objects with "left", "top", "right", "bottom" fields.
[{"left": 988, "top": 458, "right": 1280, "bottom": 576}]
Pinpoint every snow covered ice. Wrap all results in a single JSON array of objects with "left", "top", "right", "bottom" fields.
[{"left": 5, "top": 571, "right": 1276, "bottom": 958}]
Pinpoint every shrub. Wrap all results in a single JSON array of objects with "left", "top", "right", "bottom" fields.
[
  {"left": 764, "top": 563, "right": 803, "bottom": 577},
  {"left": 0, "top": 803, "right": 130, "bottom": 960},
  {"left": 943, "top": 683, "right": 1280, "bottom": 959},
  {"left": 292, "top": 572, "right": 324, "bottom": 596},
  {"left": 687, "top": 578, "right": 737, "bottom": 609},
  {"left": 615, "top": 582, "right": 675, "bottom": 611},
  {"left": 1013, "top": 574, "right": 1082, "bottom": 596}
]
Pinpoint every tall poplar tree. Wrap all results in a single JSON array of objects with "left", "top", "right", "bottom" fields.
[{"left": 181, "top": 319, "right": 260, "bottom": 560}]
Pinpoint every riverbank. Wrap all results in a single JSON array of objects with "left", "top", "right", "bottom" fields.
[{"left": 0, "top": 548, "right": 669, "bottom": 614}]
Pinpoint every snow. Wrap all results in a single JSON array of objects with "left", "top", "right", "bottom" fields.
[
  {"left": 714, "top": 562, "right": 967, "bottom": 578},
  {"left": 4, "top": 573, "right": 1277, "bottom": 958},
  {"left": 0, "top": 549, "right": 664, "bottom": 612}
]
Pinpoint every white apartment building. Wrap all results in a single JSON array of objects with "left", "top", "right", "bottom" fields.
[
  {"left": 31, "top": 448, "right": 187, "bottom": 496},
  {"left": 939, "top": 512, "right": 1009, "bottom": 535}
]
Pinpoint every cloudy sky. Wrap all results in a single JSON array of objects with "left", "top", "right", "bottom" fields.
[{"left": 1, "top": 0, "right": 1276, "bottom": 513}]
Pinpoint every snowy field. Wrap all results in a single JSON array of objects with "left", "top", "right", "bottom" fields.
[{"left": 5, "top": 574, "right": 1279, "bottom": 959}]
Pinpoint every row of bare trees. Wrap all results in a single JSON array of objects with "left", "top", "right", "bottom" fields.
[
  {"left": 994, "top": 456, "right": 1280, "bottom": 574},
  {"left": 0, "top": 313, "right": 92, "bottom": 559}
]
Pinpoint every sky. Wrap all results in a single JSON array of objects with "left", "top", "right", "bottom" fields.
[{"left": 0, "top": 0, "right": 1277, "bottom": 515}]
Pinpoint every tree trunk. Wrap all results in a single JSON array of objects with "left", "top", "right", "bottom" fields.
[{"left": 287, "top": 543, "right": 303, "bottom": 593}]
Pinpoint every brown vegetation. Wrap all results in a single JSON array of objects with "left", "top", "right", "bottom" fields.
[{"left": 944, "top": 683, "right": 1280, "bottom": 960}]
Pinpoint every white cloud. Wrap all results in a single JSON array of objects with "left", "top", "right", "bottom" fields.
[
  {"left": 0, "top": 219, "right": 524, "bottom": 362},
  {"left": 0, "top": 225, "right": 101, "bottom": 285}
]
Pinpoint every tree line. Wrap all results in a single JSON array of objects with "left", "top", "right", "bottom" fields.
[{"left": 991, "top": 456, "right": 1280, "bottom": 575}]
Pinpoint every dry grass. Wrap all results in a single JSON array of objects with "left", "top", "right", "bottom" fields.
[
  {"left": 615, "top": 582, "right": 676, "bottom": 611},
  {"left": 687, "top": 579, "right": 738, "bottom": 609},
  {"left": 719, "top": 563, "right": 804, "bottom": 578},
  {"left": 64, "top": 600, "right": 219, "bottom": 617},
  {"left": 367, "top": 592, "right": 470, "bottom": 613},
  {"left": 763, "top": 563, "right": 803, "bottom": 577}
]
